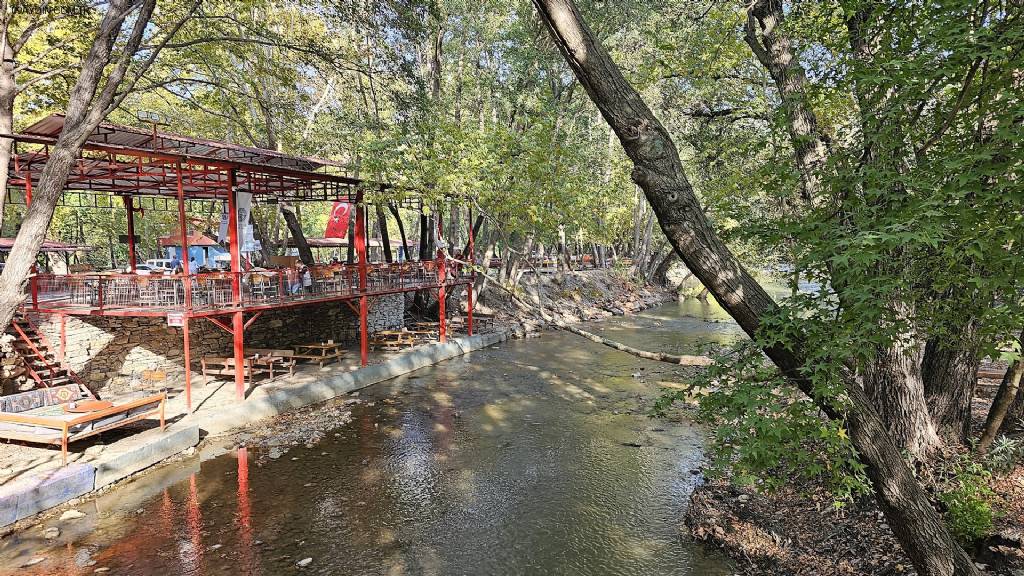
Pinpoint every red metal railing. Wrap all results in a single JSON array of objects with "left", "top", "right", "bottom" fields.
[
  {"left": 28, "top": 260, "right": 473, "bottom": 315},
  {"left": 17, "top": 314, "right": 86, "bottom": 387},
  {"left": 9, "top": 320, "right": 60, "bottom": 387}
]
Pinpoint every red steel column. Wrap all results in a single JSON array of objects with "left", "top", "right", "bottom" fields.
[
  {"left": 467, "top": 207, "right": 474, "bottom": 336},
  {"left": 437, "top": 215, "right": 446, "bottom": 344},
  {"left": 355, "top": 193, "right": 368, "bottom": 366},
  {"left": 227, "top": 169, "right": 245, "bottom": 399},
  {"left": 59, "top": 314, "right": 66, "bottom": 368},
  {"left": 183, "top": 317, "right": 192, "bottom": 412},
  {"left": 124, "top": 196, "right": 137, "bottom": 272},
  {"left": 177, "top": 164, "right": 194, "bottom": 411}
]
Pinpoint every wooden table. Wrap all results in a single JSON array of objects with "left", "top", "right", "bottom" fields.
[
  {"left": 293, "top": 342, "right": 345, "bottom": 367},
  {"left": 369, "top": 330, "right": 417, "bottom": 350},
  {"left": 248, "top": 355, "right": 291, "bottom": 379},
  {"left": 405, "top": 329, "right": 439, "bottom": 343}
]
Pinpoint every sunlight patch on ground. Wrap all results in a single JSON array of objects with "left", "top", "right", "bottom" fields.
[
  {"left": 430, "top": 391, "right": 453, "bottom": 407},
  {"left": 483, "top": 403, "right": 507, "bottom": 423}
]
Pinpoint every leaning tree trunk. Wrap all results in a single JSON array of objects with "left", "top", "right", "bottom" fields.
[
  {"left": 375, "top": 204, "right": 392, "bottom": 263},
  {"left": 528, "top": 2, "right": 979, "bottom": 575},
  {"left": 744, "top": 0, "right": 829, "bottom": 204},
  {"left": 999, "top": 385, "right": 1024, "bottom": 436},
  {"left": 979, "top": 330, "right": 1024, "bottom": 453},
  {"left": 0, "top": 51, "right": 14, "bottom": 237},
  {"left": 388, "top": 202, "right": 410, "bottom": 261},
  {"left": 280, "top": 203, "right": 314, "bottom": 265},
  {"left": 923, "top": 321, "right": 982, "bottom": 444},
  {"left": 651, "top": 250, "right": 677, "bottom": 286},
  {"left": 0, "top": 0, "right": 167, "bottom": 336}
]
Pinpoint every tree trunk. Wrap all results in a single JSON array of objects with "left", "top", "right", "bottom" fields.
[
  {"left": 923, "top": 322, "right": 982, "bottom": 444},
  {"left": 280, "top": 203, "right": 314, "bottom": 265},
  {"left": 418, "top": 213, "right": 431, "bottom": 260},
  {"left": 346, "top": 207, "right": 356, "bottom": 264},
  {"left": 556, "top": 224, "right": 571, "bottom": 272},
  {"left": 388, "top": 202, "right": 410, "bottom": 261},
  {"left": 529, "top": 2, "right": 979, "bottom": 574},
  {"left": 0, "top": 0, "right": 166, "bottom": 335},
  {"left": 979, "top": 330, "right": 1024, "bottom": 453},
  {"left": 863, "top": 307, "right": 942, "bottom": 456},
  {"left": 744, "top": 0, "right": 829, "bottom": 204},
  {"left": 375, "top": 204, "right": 392, "bottom": 263},
  {"left": 0, "top": 46, "right": 14, "bottom": 237},
  {"left": 651, "top": 250, "right": 676, "bottom": 286},
  {"left": 251, "top": 213, "right": 273, "bottom": 266},
  {"left": 461, "top": 214, "right": 484, "bottom": 260}
]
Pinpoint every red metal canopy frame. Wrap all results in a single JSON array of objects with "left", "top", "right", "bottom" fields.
[{"left": 7, "top": 115, "right": 477, "bottom": 412}]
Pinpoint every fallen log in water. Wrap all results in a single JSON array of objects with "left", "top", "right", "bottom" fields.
[{"left": 461, "top": 261, "right": 715, "bottom": 367}]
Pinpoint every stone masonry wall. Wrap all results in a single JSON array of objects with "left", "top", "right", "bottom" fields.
[{"left": 28, "top": 293, "right": 404, "bottom": 396}]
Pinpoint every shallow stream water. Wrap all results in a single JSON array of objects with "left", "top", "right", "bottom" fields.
[{"left": 1, "top": 301, "right": 743, "bottom": 576}]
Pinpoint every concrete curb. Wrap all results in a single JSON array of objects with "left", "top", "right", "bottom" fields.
[
  {"left": 192, "top": 330, "right": 509, "bottom": 436},
  {"left": 0, "top": 463, "right": 95, "bottom": 527},
  {"left": 93, "top": 425, "right": 200, "bottom": 489},
  {"left": 2, "top": 329, "right": 508, "bottom": 528}
]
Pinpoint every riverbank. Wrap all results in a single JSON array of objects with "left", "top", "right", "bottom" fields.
[
  {"left": 0, "top": 298, "right": 738, "bottom": 575},
  {"left": 684, "top": 377, "right": 1024, "bottom": 576},
  {"left": 477, "top": 267, "right": 678, "bottom": 337}
]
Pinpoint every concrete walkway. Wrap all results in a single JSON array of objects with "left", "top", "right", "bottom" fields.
[{"left": 0, "top": 330, "right": 508, "bottom": 528}]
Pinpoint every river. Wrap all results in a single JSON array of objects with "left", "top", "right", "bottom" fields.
[{"left": 1, "top": 301, "right": 744, "bottom": 575}]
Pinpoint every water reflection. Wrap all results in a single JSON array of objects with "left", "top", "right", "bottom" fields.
[{"left": 0, "top": 303, "right": 740, "bottom": 576}]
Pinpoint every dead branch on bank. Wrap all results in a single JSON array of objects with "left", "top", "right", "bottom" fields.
[{"left": 456, "top": 261, "right": 713, "bottom": 367}]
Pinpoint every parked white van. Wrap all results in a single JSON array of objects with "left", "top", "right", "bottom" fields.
[{"left": 144, "top": 259, "right": 176, "bottom": 272}]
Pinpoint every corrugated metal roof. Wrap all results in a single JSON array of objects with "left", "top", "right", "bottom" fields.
[
  {"left": 23, "top": 114, "right": 343, "bottom": 173},
  {"left": 0, "top": 238, "right": 92, "bottom": 252},
  {"left": 157, "top": 232, "right": 220, "bottom": 247}
]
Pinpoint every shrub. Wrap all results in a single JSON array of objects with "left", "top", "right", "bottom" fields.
[{"left": 939, "top": 462, "right": 996, "bottom": 544}]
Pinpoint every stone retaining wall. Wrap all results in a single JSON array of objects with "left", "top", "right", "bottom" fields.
[{"left": 29, "top": 293, "right": 404, "bottom": 396}]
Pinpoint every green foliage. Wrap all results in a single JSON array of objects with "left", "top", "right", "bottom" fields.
[
  {"left": 939, "top": 460, "right": 997, "bottom": 544},
  {"left": 654, "top": 342, "right": 870, "bottom": 503},
  {"left": 984, "top": 436, "right": 1024, "bottom": 475}
]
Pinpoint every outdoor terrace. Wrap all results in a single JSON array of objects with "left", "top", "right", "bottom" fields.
[{"left": 29, "top": 261, "right": 472, "bottom": 318}]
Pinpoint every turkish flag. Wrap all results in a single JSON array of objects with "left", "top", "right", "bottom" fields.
[{"left": 325, "top": 201, "right": 351, "bottom": 238}]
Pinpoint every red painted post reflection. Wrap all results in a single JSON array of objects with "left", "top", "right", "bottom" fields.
[
  {"left": 183, "top": 473, "right": 205, "bottom": 575},
  {"left": 235, "top": 446, "right": 259, "bottom": 574}
]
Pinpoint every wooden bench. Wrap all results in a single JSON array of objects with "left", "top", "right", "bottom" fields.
[
  {"left": 0, "top": 384, "right": 165, "bottom": 465},
  {"left": 244, "top": 348, "right": 297, "bottom": 379}
]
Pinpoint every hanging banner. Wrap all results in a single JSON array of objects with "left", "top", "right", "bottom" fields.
[
  {"left": 242, "top": 224, "right": 261, "bottom": 253},
  {"left": 217, "top": 201, "right": 228, "bottom": 243},
  {"left": 325, "top": 201, "right": 352, "bottom": 239},
  {"left": 236, "top": 191, "right": 252, "bottom": 235},
  {"left": 217, "top": 193, "right": 255, "bottom": 251}
]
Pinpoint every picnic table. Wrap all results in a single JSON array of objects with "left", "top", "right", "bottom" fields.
[
  {"left": 369, "top": 330, "right": 417, "bottom": 350},
  {"left": 293, "top": 341, "right": 345, "bottom": 367},
  {"left": 245, "top": 348, "right": 297, "bottom": 379}
]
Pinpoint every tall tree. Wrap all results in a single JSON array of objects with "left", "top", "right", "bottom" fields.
[
  {"left": 528, "top": 0, "right": 979, "bottom": 574},
  {"left": 0, "top": 0, "right": 197, "bottom": 334}
]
